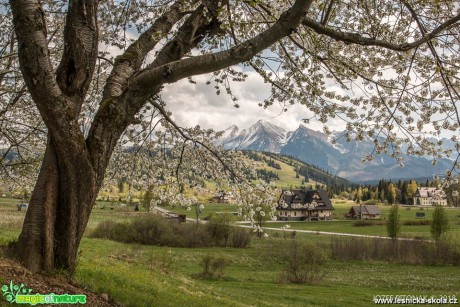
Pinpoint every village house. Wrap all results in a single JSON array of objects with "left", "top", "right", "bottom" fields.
[
  {"left": 277, "top": 189, "right": 334, "bottom": 221},
  {"left": 414, "top": 187, "right": 447, "bottom": 206},
  {"left": 209, "top": 190, "right": 235, "bottom": 204},
  {"left": 348, "top": 205, "right": 381, "bottom": 220}
]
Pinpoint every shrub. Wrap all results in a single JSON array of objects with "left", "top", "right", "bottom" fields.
[
  {"left": 199, "top": 255, "right": 228, "bottom": 278},
  {"left": 228, "top": 228, "right": 252, "bottom": 248},
  {"left": 279, "top": 241, "right": 328, "bottom": 284},
  {"left": 352, "top": 220, "right": 385, "bottom": 226},
  {"left": 387, "top": 205, "right": 401, "bottom": 240},
  {"left": 431, "top": 205, "right": 449, "bottom": 241},
  {"left": 330, "top": 236, "right": 460, "bottom": 265},
  {"left": 91, "top": 215, "right": 250, "bottom": 248},
  {"left": 206, "top": 214, "right": 232, "bottom": 246},
  {"left": 403, "top": 220, "right": 431, "bottom": 226}
]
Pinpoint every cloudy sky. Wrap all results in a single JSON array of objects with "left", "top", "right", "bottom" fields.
[
  {"left": 161, "top": 71, "right": 343, "bottom": 134},
  {"left": 103, "top": 37, "right": 333, "bottom": 134}
]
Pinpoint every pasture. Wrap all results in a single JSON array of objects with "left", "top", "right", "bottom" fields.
[{"left": 0, "top": 197, "right": 459, "bottom": 306}]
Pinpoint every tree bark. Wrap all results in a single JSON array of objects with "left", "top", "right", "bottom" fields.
[
  {"left": 14, "top": 137, "right": 98, "bottom": 273},
  {"left": 9, "top": 0, "right": 313, "bottom": 274},
  {"left": 14, "top": 138, "right": 58, "bottom": 272}
]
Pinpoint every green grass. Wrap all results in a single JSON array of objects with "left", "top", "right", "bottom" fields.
[
  {"left": 250, "top": 153, "right": 322, "bottom": 189},
  {"left": 2, "top": 197, "right": 460, "bottom": 306},
  {"left": 267, "top": 203, "right": 460, "bottom": 239},
  {"left": 74, "top": 237, "right": 460, "bottom": 307}
]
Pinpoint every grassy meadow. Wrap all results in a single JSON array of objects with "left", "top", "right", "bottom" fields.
[{"left": 1, "top": 196, "right": 459, "bottom": 306}]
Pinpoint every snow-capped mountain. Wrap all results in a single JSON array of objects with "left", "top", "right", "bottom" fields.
[
  {"left": 216, "top": 120, "right": 456, "bottom": 182},
  {"left": 217, "top": 120, "right": 287, "bottom": 152}
]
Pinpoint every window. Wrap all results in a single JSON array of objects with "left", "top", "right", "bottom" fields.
[{"left": 294, "top": 212, "right": 297, "bottom": 216}]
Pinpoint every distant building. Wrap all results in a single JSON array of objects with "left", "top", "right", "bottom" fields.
[
  {"left": 210, "top": 190, "right": 235, "bottom": 204},
  {"left": 348, "top": 205, "right": 381, "bottom": 220},
  {"left": 414, "top": 187, "right": 447, "bottom": 206},
  {"left": 277, "top": 189, "right": 334, "bottom": 221}
]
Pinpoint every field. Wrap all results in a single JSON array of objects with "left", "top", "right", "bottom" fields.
[
  {"left": 1, "top": 197, "right": 460, "bottom": 306},
  {"left": 265, "top": 202, "right": 460, "bottom": 239},
  {"left": 159, "top": 200, "right": 460, "bottom": 239}
]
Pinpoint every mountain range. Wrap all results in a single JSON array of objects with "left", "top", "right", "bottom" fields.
[{"left": 215, "top": 120, "right": 456, "bottom": 182}]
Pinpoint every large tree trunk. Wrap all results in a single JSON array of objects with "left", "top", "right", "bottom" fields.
[{"left": 14, "top": 137, "right": 98, "bottom": 273}]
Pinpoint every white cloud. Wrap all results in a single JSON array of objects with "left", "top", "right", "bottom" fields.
[{"left": 161, "top": 71, "right": 344, "bottom": 133}]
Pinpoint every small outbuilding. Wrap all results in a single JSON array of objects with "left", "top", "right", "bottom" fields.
[{"left": 348, "top": 205, "right": 381, "bottom": 220}]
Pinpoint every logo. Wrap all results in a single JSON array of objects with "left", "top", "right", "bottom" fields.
[{"left": 1, "top": 281, "right": 86, "bottom": 305}]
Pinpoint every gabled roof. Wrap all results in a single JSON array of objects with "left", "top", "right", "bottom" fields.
[
  {"left": 350, "top": 205, "right": 381, "bottom": 215},
  {"left": 278, "top": 189, "right": 334, "bottom": 211},
  {"left": 415, "top": 187, "right": 445, "bottom": 198}
]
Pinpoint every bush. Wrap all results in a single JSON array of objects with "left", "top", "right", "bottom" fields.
[
  {"left": 199, "top": 255, "right": 228, "bottom": 278},
  {"left": 228, "top": 227, "right": 252, "bottom": 248},
  {"left": 206, "top": 214, "right": 232, "bottom": 246},
  {"left": 91, "top": 215, "right": 251, "bottom": 248},
  {"left": 279, "top": 241, "right": 328, "bottom": 284},
  {"left": 330, "top": 236, "right": 460, "bottom": 265},
  {"left": 403, "top": 220, "right": 431, "bottom": 226},
  {"left": 352, "top": 220, "right": 385, "bottom": 226},
  {"left": 387, "top": 205, "right": 401, "bottom": 240},
  {"left": 431, "top": 205, "right": 449, "bottom": 241}
]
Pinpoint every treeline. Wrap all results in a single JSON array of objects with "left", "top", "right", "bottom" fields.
[
  {"left": 244, "top": 151, "right": 281, "bottom": 169},
  {"left": 257, "top": 169, "right": 280, "bottom": 182},
  {"left": 266, "top": 153, "right": 354, "bottom": 189},
  {"left": 338, "top": 179, "right": 441, "bottom": 205},
  {"left": 243, "top": 150, "right": 355, "bottom": 192}
]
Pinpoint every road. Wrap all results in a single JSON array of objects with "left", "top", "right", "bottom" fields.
[{"left": 236, "top": 224, "right": 431, "bottom": 241}]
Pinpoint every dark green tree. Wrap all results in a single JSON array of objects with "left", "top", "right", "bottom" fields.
[
  {"left": 386, "top": 205, "right": 401, "bottom": 240},
  {"left": 430, "top": 206, "right": 449, "bottom": 241}
]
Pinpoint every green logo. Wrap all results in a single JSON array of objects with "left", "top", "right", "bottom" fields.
[
  {"left": 1, "top": 281, "right": 86, "bottom": 305},
  {"left": 1, "top": 281, "right": 33, "bottom": 303}
]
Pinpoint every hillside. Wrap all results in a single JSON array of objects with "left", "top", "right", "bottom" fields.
[
  {"left": 216, "top": 120, "right": 455, "bottom": 182},
  {"left": 241, "top": 151, "right": 353, "bottom": 189}
]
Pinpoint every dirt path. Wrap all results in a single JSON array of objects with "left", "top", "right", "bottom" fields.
[{"left": 237, "top": 224, "right": 430, "bottom": 241}]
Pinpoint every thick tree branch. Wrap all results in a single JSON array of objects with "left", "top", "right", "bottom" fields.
[
  {"left": 87, "top": 1, "right": 224, "bottom": 170},
  {"left": 149, "top": 1, "right": 223, "bottom": 68},
  {"left": 129, "top": 0, "right": 312, "bottom": 95},
  {"left": 9, "top": 0, "right": 76, "bottom": 143},
  {"left": 56, "top": 0, "right": 98, "bottom": 106},
  {"left": 10, "top": 0, "right": 62, "bottom": 101},
  {"left": 10, "top": 0, "right": 94, "bottom": 164},
  {"left": 302, "top": 13, "right": 460, "bottom": 51},
  {"left": 103, "top": 1, "right": 184, "bottom": 98}
]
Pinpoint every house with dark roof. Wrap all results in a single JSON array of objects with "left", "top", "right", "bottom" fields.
[
  {"left": 348, "top": 205, "right": 381, "bottom": 220},
  {"left": 277, "top": 189, "right": 335, "bottom": 221}
]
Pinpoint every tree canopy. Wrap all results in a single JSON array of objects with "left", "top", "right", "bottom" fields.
[{"left": 1, "top": 0, "right": 460, "bottom": 272}]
